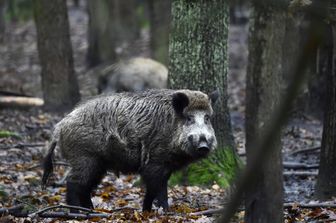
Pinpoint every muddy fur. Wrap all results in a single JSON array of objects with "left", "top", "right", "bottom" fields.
[{"left": 42, "top": 89, "right": 218, "bottom": 211}]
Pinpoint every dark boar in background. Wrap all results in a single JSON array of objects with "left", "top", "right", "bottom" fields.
[
  {"left": 98, "top": 57, "right": 168, "bottom": 93},
  {"left": 42, "top": 89, "right": 218, "bottom": 211}
]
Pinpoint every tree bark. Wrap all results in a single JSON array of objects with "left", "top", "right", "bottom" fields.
[
  {"left": 282, "top": 11, "right": 324, "bottom": 119},
  {"left": 148, "top": 0, "right": 171, "bottom": 65},
  {"left": 168, "top": 0, "right": 237, "bottom": 186},
  {"left": 315, "top": 12, "right": 336, "bottom": 200},
  {"left": 245, "top": 2, "right": 285, "bottom": 223},
  {"left": 33, "top": 0, "right": 80, "bottom": 111},
  {"left": 87, "top": 0, "right": 140, "bottom": 67},
  {"left": 0, "top": 0, "right": 5, "bottom": 43},
  {"left": 169, "top": 0, "right": 234, "bottom": 150}
]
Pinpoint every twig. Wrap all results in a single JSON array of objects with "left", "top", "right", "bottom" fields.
[
  {"left": 37, "top": 211, "right": 111, "bottom": 219},
  {"left": 289, "top": 146, "right": 321, "bottom": 156},
  {"left": 28, "top": 161, "right": 69, "bottom": 170},
  {"left": 284, "top": 171, "right": 318, "bottom": 176},
  {"left": 0, "top": 205, "right": 25, "bottom": 215},
  {"left": 0, "top": 143, "right": 45, "bottom": 150},
  {"left": 192, "top": 202, "right": 336, "bottom": 216},
  {"left": 283, "top": 162, "right": 319, "bottom": 169},
  {"left": 28, "top": 204, "right": 93, "bottom": 217},
  {"left": 284, "top": 202, "right": 336, "bottom": 208}
]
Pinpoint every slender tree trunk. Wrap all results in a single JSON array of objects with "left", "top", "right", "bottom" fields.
[
  {"left": 87, "top": 0, "right": 140, "bottom": 67},
  {"left": 245, "top": 2, "right": 285, "bottom": 223},
  {"left": 282, "top": 12, "right": 324, "bottom": 119},
  {"left": 0, "top": 0, "right": 5, "bottom": 43},
  {"left": 148, "top": 0, "right": 171, "bottom": 65},
  {"left": 33, "top": 0, "right": 80, "bottom": 111},
  {"left": 315, "top": 18, "right": 336, "bottom": 200},
  {"left": 169, "top": 0, "right": 237, "bottom": 186}
]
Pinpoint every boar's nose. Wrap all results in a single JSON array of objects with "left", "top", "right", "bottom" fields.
[
  {"left": 188, "top": 135, "right": 194, "bottom": 143},
  {"left": 197, "top": 141, "right": 210, "bottom": 151}
]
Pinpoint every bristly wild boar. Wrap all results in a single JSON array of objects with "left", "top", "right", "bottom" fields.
[
  {"left": 97, "top": 57, "right": 168, "bottom": 93},
  {"left": 42, "top": 89, "right": 219, "bottom": 211}
]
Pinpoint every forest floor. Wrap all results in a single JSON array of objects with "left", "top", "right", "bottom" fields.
[{"left": 0, "top": 3, "right": 335, "bottom": 223}]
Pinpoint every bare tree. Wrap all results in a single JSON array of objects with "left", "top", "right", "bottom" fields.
[
  {"left": 148, "top": 0, "right": 171, "bottom": 65},
  {"left": 0, "top": 0, "right": 5, "bottom": 43},
  {"left": 244, "top": 1, "right": 285, "bottom": 222},
  {"left": 87, "top": 0, "right": 140, "bottom": 67},
  {"left": 33, "top": 0, "right": 80, "bottom": 111},
  {"left": 315, "top": 5, "right": 336, "bottom": 199}
]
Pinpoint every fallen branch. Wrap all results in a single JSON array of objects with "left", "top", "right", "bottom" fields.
[
  {"left": 37, "top": 211, "right": 111, "bottom": 219},
  {"left": 28, "top": 204, "right": 93, "bottom": 217},
  {"left": 0, "top": 96, "right": 44, "bottom": 108},
  {"left": 284, "top": 202, "right": 336, "bottom": 208},
  {"left": 0, "top": 204, "right": 25, "bottom": 215},
  {"left": 289, "top": 147, "right": 321, "bottom": 156},
  {"left": 283, "top": 162, "right": 319, "bottom": 169},
  {"left": 192, "top": 202, "right": 336, "bottom": 216},
  {"left": 284, "top": 171, "right": 318, "bottom": 176},
  {"left": 0, "top": 143, "right": 45, "bottom": 150},
  {"left": 0, "top": 204, "right": 141, "bottom": 220}
]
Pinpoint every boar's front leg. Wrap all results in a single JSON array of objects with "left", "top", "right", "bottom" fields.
[{"left": 141, "top": 165, "right": 170, "bottom": 211}]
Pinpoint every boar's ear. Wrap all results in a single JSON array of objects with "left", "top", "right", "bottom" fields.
[
  {"left": 208, "top": 89, "right": 219, "bottom": 105},
  {"left": 172, "top": 92, "right": 189, "bottom": 116}
]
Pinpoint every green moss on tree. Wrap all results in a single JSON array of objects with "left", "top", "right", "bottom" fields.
[{"left": 168, "top": 0, "right": 239, "bottom": 187}]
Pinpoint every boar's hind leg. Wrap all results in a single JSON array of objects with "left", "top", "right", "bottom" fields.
[
  {"left": 66, "top": 157, "right": 106, "bottom": 209},
  {"left": 141, "top": 166, "right": 170, "bottom": 211},
  {"left": 156, "top": 184, "right": 168, "bottom": 210}
]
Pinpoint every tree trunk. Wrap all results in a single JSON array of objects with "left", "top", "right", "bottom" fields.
[
  {"left": 33, "top": 0, "right": 80, "bottom": 111},
  {"left": 87, "top": 0, "right": 140, "bottom": 67},
  {"left": 169, "top": 0, "right": 237, "bottom": 186},
  {"left": 315, "top": 18, "right": 336, "bottom": 200},
  {"left": 282, "top": 12, "right": 324, "bottom": 119},
  {"left": 0, "top": 0, "right": 5, "bottom": 43},
  {"left": 148, "top": 0, "right": 171, "bottom": 65},
  {"left": 245, "top": 3, "right": 285, "bottom": 223}
]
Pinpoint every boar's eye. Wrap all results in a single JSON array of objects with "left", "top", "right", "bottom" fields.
[
  {"left": 186, "top": 115, "right": 194, "bottom": 125},
  {"left": 204, "top": 114, "right": 211, "bottom": 124}
]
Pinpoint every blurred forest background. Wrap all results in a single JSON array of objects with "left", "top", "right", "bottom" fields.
[{"left": 0, "top": 0, "right": 336, "bottom": 222}]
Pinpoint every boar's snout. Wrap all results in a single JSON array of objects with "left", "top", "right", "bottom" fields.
[{"left": 188, "top": 134, "right": 215, "bottom": 156}]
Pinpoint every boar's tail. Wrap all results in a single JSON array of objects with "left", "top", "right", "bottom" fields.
[{"left": 41, "top": 141, "right": 57, "bottom": 189}]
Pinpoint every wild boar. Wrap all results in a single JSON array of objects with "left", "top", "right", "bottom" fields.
[
  {"left": 97, "top": 57, "right": 168, "bottom": 93},
  {"left": 42, "top": 89, "right": 218, "bottom": 211}
]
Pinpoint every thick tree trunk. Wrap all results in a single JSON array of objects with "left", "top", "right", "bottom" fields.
[
  {"left": 169, "top": 0, "right": 234, "bottom": 149},
  {"left": 87, "top": 0, "right": 140, "bottom": 67},
  {"left": 315, "top": 21, "right": 336, "bottom": 200},
  {"left": 169, "top": 0, "right": 237, "bottom": 186},
  {"left": 33, "top": 0, "right": 80, "bottom": 111},
  {"left": 245, "top": 3, "right": 285, "bottom": 223},
  {"left": 148, "top": 0, "right": 171, "bottom": 65}
]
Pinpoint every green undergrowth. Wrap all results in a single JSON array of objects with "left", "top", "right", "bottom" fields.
[
  {"left": 0, "top": 130, "right": 21, "bottom": 139},
  {"left": 169, "top": 147, "right": 243, "bottom": 188}
]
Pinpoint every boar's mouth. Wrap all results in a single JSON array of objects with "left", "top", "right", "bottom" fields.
[{"left": 188, "top": 143, "right": 211, "bottom": 158}]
